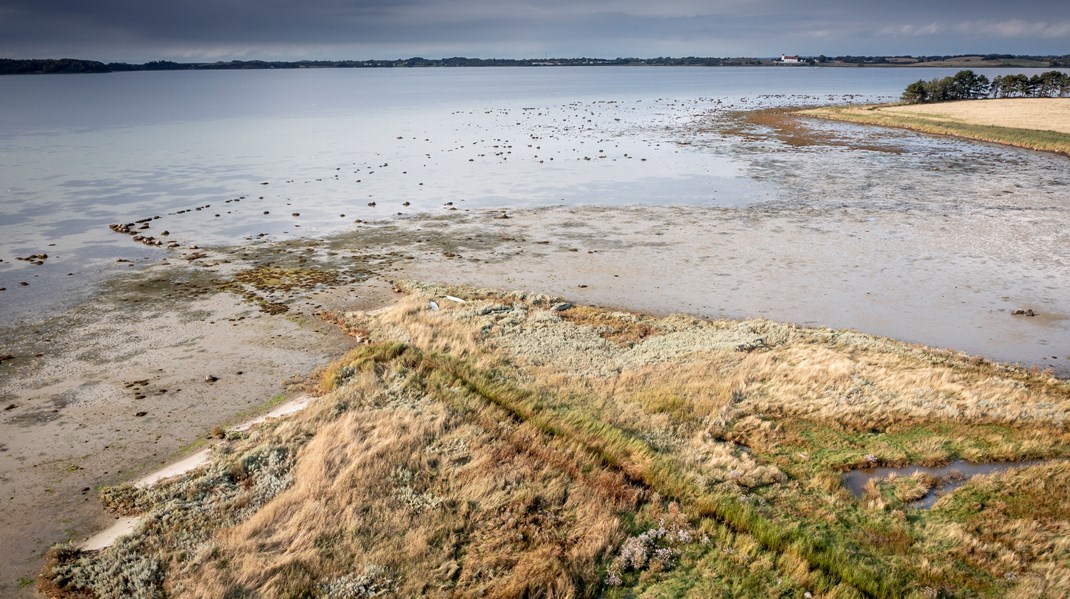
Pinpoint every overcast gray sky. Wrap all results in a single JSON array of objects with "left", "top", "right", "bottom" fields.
[{"left": 1, "top": 0, "right": 1068, "bottom": 62}]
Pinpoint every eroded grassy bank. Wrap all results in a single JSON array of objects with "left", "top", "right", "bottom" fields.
[
  {"left": 801, "top": 99, "right": 1070, "bottom": 157},
  {"left": 42, "top": 283, "right": 1070, "bottom": 598}
]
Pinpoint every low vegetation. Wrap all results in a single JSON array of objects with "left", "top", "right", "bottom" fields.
[{"left": 42, "top": 283, "right": 1070, "bottom": 597}]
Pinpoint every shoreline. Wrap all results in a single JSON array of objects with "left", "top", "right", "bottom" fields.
[
  {"left": 2, "top": 202, "right": 1068, "bottom": 594},
  {"left": 41, "top": 281, "right": 1070, "bottom": 597},
  {"left": 78, "top": 394, "right": 312, "bottom": 552}
]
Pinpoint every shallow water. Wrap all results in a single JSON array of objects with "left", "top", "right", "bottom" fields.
[
  {"left": 1, "top": 66, "right": 1067, "bottom": 374},
  {"left": 843, "top": 460, "right": 1052, "bottom": 509}
]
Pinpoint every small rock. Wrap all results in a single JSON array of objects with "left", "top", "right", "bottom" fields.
[
  {"left": 205, "top": 375, "right": 219, "bottom": 383},
  {"left": 134, "top": 411, "right": 147, "bottom": 417},
  {"left": 1011, "top": 309, "right": 1036, "bottom": 317},
  {"left": 550, "top": 302, "right": 573, "bottom": 312}
]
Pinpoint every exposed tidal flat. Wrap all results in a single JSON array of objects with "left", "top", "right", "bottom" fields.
[{"left": 1, "top": 67, "right": 1069, "bottom": 596}]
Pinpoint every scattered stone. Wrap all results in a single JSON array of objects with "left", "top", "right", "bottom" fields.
[
  {"left": 4, "top": 403, "right": 16, "bottom": 410},
  {"left": 1012, "top": 309, "right": 1036, "bottom": 317},
  {"left": 18, "top": 282, "right": 28, "bottom": 287},
  {"left": 550, "top": 303, "right": 573, "bottom": 312},
  {"left": 205, "top": 375, "right": 219, "bottom": 383},
  {"left": 577, "top": 284, "right": 588, "bottom": 288},
  {"left": 134, "top": 411, "right": 148, "bottom": 417}
]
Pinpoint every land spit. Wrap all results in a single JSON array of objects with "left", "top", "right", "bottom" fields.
[
  {"left": 1, "top": 198, "right": 1068, "bottom": 595},
  {"left": 39, "top": 281, "right": 1070, "bottom": 598}
]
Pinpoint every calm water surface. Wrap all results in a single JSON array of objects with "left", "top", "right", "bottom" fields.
[{"left": 1, "top": 66, "right": 1067, "bottom": 372}]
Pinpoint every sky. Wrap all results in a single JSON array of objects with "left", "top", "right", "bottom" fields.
[{"left": 1, "top": 0, "right": 1068, "bottom": 62}]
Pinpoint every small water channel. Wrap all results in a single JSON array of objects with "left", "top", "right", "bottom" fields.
[{"left": 843, "top": 460, "right": 1053, "bottom": 509}]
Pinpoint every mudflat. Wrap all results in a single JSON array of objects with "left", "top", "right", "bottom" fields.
[{"left": 4, "top": 201, "right": 1069, "bottom": 595}]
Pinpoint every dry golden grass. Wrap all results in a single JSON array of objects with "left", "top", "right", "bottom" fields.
[
  {"left": 46, "top": 282, "right": 1070, "bottom": 598},
  {"left": 802, "top": 99, "right": 1070, "bottom": 156},
  {"left": 874, "top": 99, "right": 1070, "bottom": 134},
  {"left": 155, "top": 347, "right": 641, "bottom": 598}
]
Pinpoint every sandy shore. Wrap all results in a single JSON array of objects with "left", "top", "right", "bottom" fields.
[
  {"left": 2, "top": 198, "right": 1069, "bottom": 594},
  {"left": 0, "top": 264, "right": 393, "bottom": 595}
]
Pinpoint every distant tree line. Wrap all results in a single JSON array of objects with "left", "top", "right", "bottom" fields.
[
  {"left": 0, "top": 58, "right": 111, "bottom": 74},
  {"left": 3, "top": 55, "right": 1070, "bottom": 75},
  {"left": 901, "top": 70, "right": 1070, "bottom": 104}
]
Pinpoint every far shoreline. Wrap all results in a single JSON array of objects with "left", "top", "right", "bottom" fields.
[{"left": 3, "top": 55, "right": 1069, "bottom": 75}]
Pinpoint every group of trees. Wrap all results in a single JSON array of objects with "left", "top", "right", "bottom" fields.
[
  {"left": 990, "top": 71, "right": 1070, "bottom": 98},
  {"left": 902, "top": 69, "right": 1070, "bottom": 103}
]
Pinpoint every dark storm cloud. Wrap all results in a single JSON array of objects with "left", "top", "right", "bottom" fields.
[{"left": 1, "top": 0, "right": 1068, "bottom": 61}]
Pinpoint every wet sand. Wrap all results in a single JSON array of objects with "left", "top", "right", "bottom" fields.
[
  {"left": 1, "top": 200, "right": 1068, "bottom": 593},
  {"left": 0, "top": 262, "right": 394, "bottom": 595}
]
